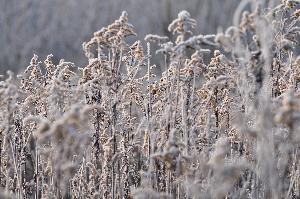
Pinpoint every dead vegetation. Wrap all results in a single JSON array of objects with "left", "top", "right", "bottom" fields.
[{"left": 0, "top": 1, "right": 300, "bottom": 198}]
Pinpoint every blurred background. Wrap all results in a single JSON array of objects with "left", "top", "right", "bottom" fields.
[{"left": 0, "top": 0, "right": 241, "bottom": 74}]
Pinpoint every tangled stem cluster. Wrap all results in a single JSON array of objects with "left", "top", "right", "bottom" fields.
[{"left": 1, "top": 1, "right": 300, "bottom": 198}]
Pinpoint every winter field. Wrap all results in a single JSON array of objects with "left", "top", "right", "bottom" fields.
[{"left": 1, "top": 0, "right": 300, "bottom": 198}]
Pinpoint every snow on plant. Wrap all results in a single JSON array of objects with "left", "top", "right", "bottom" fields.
[{"left": 0, "top": 0, "right": 300, "bottom": 198}]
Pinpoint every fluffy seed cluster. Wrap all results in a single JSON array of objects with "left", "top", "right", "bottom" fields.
[{"left": 1, "top": 1, "right": 300, "bottom": 198}]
